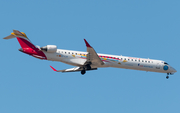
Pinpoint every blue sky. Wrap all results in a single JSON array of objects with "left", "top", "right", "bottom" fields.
[{"left": 0, "top": 0, "right": 180, "bottom": 113}]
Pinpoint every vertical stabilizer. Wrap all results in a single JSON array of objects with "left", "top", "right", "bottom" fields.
[
  {"left": 4, "top": 30, "right": 37, "bottom": 50},
  {"left": 3, "top": 30, "right": 47, "bottom": 60}
]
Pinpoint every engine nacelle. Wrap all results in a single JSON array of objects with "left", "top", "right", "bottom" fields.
[{"left": 41, "top": 45, "right": 57, "bottom": 53}]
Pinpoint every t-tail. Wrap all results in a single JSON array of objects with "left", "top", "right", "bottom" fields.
[{"left": 4, "top": 30, "right": 47, "bottom": 60}]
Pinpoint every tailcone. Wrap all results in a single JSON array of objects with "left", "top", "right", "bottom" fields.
[
  {"left": 18, "top": 48, "right": 47, "bottom": 60},
  {"left": 18, "top": 48, "right": 23, "bottom": 52}
]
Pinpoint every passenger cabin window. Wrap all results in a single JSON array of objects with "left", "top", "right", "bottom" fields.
[
  {"left": 131, "top": 59, "right": 133, "bottom": 61},
  {"left": 135, "top": 60, "right": 137, "bottom": 61},
  {"left": 145, "top": 61, "right": 147, "bottom": 63},
  {"left": 68, "top": 52, "right": 70, "bottom": 54},
  {"left": 139, "top": 60, "right": 140, "bottom": 62},
  {"left": 128, "top": 59, "right": 130, "bottom": 61},
  {"left": 65, "top": 52, "right": 66, "bottom": 54},
  {"left": 75, "top": 53, "right": 77, "bottom": 55},
  {"left": 148, "top": 61, "right": 150, "bottom": 63},
  {"left": 142, "top": 60, "right": 144, "bottom": 62}
]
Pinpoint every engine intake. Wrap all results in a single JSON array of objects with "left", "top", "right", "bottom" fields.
[{"left": 41, "top": 45, "right": 57, "bottom": 53}]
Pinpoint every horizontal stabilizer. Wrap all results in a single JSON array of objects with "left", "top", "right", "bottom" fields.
[
  {"left": 3, "top": 30, "right": 29, "bottom": 40},
  {"left": 3, "top": 30, "right": 38, "bottom": 49},
  {"left": 3, "top": 35, "right": 16, "bottom": 39}
]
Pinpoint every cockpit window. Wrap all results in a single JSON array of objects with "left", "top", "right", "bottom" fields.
[{"left": 164, "top": 62, "right": 169, "bottom": 65}]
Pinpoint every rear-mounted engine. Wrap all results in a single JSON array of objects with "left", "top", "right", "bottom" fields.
[{"left": 41, "top": 45, "right": 57, "bottom": 53}]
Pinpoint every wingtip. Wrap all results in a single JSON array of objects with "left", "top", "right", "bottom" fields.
[
  {"left": 84, "top": 39, "right": 92, "bottom": 48},
  {"left": 50, "top": 65, "right": 57, "bottom": 72}
]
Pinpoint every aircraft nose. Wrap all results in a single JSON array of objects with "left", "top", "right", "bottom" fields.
[
  {"left": 170, "top": 66, "right": 177, "bottom": 73},
  {"left": 173, "top": 68, "right": 177, "bottom": 73}
]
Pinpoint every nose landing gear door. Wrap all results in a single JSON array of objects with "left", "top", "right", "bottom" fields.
[{"left": 156, "top": 63, "right": 160, "bottom": 69}]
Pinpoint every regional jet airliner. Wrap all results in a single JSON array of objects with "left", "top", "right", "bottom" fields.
[{"left": 4, "top": 30, "right": 177, "bottom": 79}]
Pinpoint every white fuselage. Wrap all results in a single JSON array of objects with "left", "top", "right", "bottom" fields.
[
  {"left": 43, "top": 49, "right": 176, "bottom": 74},
  {"left": 4, "top": 30, "right": 176, "bottom": 77}
]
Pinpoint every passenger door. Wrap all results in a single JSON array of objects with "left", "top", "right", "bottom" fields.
[{"left": 156, "top": 63, "right": 160, "bottom": 69}]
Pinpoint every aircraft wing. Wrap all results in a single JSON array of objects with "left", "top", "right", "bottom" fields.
[
  {"left": 50, "top": 39, "right": 103, "bottom": 73},
  {"left": 50, "top": 66, "right": 97, "bottom": 72},
  {"left": 84, "top": 39, "right": 104, "bottom": 66}
]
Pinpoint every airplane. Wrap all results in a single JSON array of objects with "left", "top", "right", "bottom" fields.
[{"left": 4, "top": 30, "right": 177, "bottom": 79}]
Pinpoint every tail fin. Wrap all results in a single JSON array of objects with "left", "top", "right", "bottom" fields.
[{"left": 4, "top": 30, "right": 37, "bottom": 49}]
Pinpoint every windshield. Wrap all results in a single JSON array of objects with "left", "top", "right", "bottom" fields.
[{"left": 164, "top": 62, "right": 169, "bottom": 65}]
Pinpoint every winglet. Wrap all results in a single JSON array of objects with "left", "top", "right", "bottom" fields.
[
  {"left": 84, "top": 39, "right": 92, "bottom": 48},
  {"left": 50, "top": 65, "right": 57, "bottom": 72}
]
